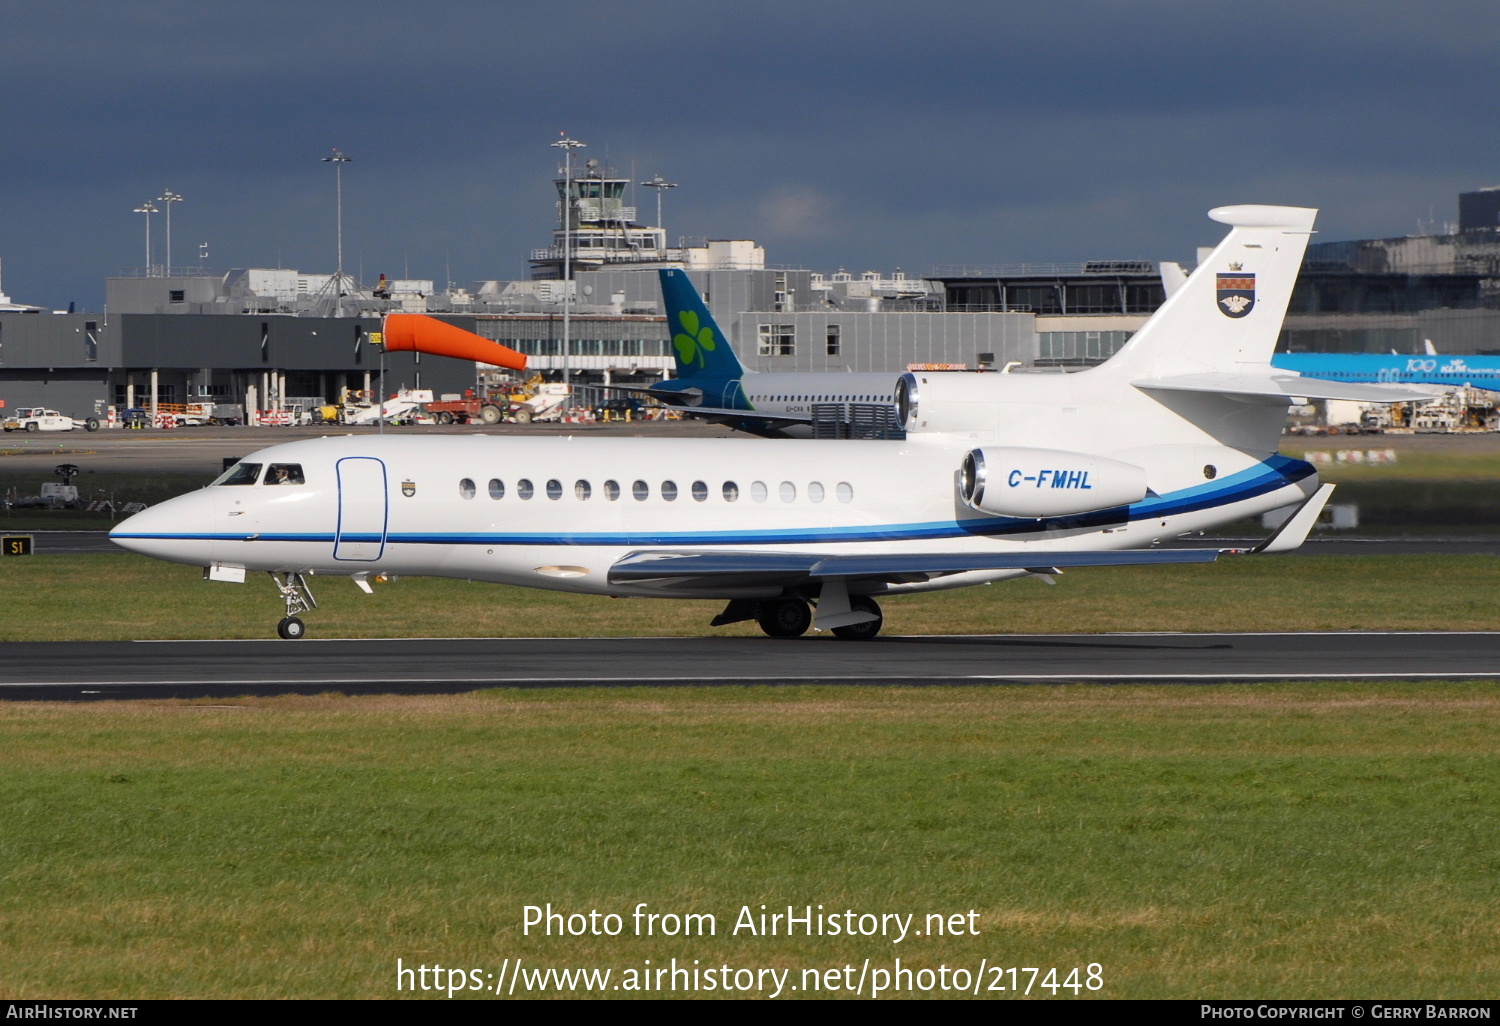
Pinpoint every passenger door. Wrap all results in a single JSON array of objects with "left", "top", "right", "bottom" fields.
[{"left": 334, "top": 456, "right": 388, "bottom": 561}]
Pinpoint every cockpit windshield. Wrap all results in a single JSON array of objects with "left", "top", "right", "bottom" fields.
[{"left": 213, "top": 462, "right": 263, "bottom": 486}]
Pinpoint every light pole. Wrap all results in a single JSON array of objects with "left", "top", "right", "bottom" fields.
[
  {"left": 552, "top": 134, "right": 585, "bottom": 405},
  {"left": 133, "top": 201, "right": 158, "bottom": 275},
  {"left": 322, "top": 148, "right": 352, "bottom": 317},
  {"left": 640, "top": 175, "right": 677, "bottom": 247},
  {"left": 158, "top": 190, "right": 182, "bottom": 275}
]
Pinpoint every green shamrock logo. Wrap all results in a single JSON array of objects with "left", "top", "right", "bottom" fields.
[{"left": 673, "top": 309, "right": 717, "bottom": 369}]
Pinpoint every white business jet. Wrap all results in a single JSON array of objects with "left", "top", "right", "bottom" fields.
[{"left": 111, "top": 205, "right": 1435, "bottom": 640}]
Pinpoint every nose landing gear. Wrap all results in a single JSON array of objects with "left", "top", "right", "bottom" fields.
[{"left": 271, "top": 571, "right": 318, "bottom": 640}]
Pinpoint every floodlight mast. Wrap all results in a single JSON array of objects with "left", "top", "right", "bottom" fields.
[
  {"left": 133, "top": 201, "right": 159, "bottom": 275},
  {"left": 552, "top": 134, "right": 585, "bottom": 406},
  {"left": 322, "top": 149, "right": 353, "bottom": 317},
  {"left": 640, "top": 174, "right": 677, "bottom": 242},
  {"left": 157, "top": 190, "right": 183, "bottom": 275}
]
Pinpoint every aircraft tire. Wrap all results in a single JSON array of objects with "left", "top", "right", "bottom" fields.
[
  {"left": 277, "top": 616, "right": 306, "bottom": 640},
  {"left": 831, "top": 596, "right": 883, "bottom": 641},
  {"left": 479, "top": 405, "right": 503, "bottom": 425},
  {"left": 756, "top": 597, "right": 811, "bottom": 638}
]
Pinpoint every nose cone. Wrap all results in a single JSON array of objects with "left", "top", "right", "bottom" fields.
[{"left": 110, "top": 489, "right": 220, "bottom": 566}]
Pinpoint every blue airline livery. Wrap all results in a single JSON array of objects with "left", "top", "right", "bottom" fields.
[{"left": 1271, "top": 352, "right": 1500, "bottom": 392}]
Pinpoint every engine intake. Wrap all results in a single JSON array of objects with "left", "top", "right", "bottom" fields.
[{"left": 960, "top": 447, "right": 1148, "bottom": 518}]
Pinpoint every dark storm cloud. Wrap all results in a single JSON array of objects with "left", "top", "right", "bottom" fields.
[{"left": 3, "top": 1, "right": 1499, "bottom": 308}]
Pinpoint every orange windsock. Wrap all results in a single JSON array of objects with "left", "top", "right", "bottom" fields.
[{"left": 382, "top": 314, "right": 528, "bottom": 371}]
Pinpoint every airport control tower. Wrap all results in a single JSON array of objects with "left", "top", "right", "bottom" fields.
[{"left": 529, "top": 158, "right": 680, "bottom": 279}]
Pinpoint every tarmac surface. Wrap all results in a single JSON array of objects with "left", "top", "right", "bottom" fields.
[
  {"left": 1, "top": 631, "right": 1497, "bottom": 701},
  {"left": 0, "top": 421, "right": 732, "bottom": 474}
]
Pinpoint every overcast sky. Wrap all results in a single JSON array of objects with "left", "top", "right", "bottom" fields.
[{"left": 4, "top": 1, "right": 1499, "bottom": 310}]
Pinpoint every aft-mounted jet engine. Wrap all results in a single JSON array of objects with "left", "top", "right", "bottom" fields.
[{"left": 959, "top": 447, "right": 1148, "bottom": 518}]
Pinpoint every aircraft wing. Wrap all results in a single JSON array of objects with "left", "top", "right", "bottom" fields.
[
  {"left": 607, "top": 546, "right": 1222, "bottom": 589},
  {"left": 1133, "top": 372, "right": 1445, "bottom": 403},
  {"left": 604, "top": 384, "right": 815, "bottom": 424}
]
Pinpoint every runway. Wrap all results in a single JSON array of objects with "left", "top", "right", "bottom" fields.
[{"left": 2, "top": 632, "right": 1497, "bottom": 701}]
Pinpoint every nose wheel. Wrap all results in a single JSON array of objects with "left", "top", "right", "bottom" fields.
[{"left": 269, "top": 571, "right": 317, "bottom": 639}]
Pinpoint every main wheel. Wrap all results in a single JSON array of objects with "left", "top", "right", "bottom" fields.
[
  {"left": 479, "top": 404, "right": 503, "bottom": 425},
  {"left": 277, "top": 616, "right": 306, "bottom": 640},
  {"left": 831, "top": 596, "right": 884, "bottom": 641},
  {"left": 755, "top": 597, "right": 811, "bottom": 638}
]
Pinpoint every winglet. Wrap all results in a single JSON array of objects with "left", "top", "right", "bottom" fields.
[{"left": 1248, "top": 483, "right": 1336, "bottom": 554}]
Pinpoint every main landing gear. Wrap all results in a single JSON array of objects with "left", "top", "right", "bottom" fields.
[
  {"left": 711, "top": 593, "right": 884, "bottom": 640},
  {"left": 271, "top": 571, "right": 318, "bottom": 640}
]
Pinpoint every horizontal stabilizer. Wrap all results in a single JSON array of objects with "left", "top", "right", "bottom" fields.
[
  {"left": 1133, "top": 371, "right": 1444, "bottom": 404},
  {"left": 607, "top": 385, "right": 815, "bottom": 424}
]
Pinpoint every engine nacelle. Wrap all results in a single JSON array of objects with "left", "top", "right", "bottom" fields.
[{"left": 960, "top": 447, "right": 1148, "bottom": 518}]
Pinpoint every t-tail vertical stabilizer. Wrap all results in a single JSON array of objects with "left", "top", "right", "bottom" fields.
[
  {"left": 658, "top": 268, "right": 748, "bottom": 383},
  {"left": 1102, "top": 205, "right": 1318, "bottom": 382}
]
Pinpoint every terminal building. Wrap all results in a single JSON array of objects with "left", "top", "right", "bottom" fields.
[{"left": 4, "top": 170, "right": 1500, "bottom": 417}]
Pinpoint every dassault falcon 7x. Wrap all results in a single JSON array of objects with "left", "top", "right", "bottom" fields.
[{"left": 112, "top": 205, "right": 1438, "bottom": 640}]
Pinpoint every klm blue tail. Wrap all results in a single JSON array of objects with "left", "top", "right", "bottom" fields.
[{"left": 658, "top": 269, "right": 747, "bottom": 381}]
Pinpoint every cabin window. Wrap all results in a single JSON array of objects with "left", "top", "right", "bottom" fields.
[
  {"left": 459, "top": 478, "right": 476, "bottom": 499},
  {"left": 633, "top": 480, "right": 649, "bottom": 501},
  {"left": 661, "top": 481, "right": 678, "bottom": 502},
  {"left": 517, "top": 478, "right": 534, "bottom": 500},
  {"left": 751, "top": 481, "right": 768, "bottom": 502},
  {"left": 604, "top": 479, "right": 620, "bottom": 501},
  {"left": 214, "top": 462, "right": 261, "bottom": 486},
  {"left": 546, "top": 479, "right": 563, "bottom": 500},
  {"left": 780, "top": 481, "right": 797, "bottom": 502},
  {"left": 575, "top": 480, "right": 591, "bottom": 500},
  {"left": 722, "top": 481, "right": 739, "bottom": 502},
  {"left": 266, "top": 464, "right": 305, "bottom": 485},
  {"left": 837, "top": 482, "right": 854, "bottom": 503},
  {"left": 691, "top": 480, "right": 708, "bottom": 502},
  {"left": 808, "top": 481, "right": 825, "bottom": 503},
  {"left": 489, "top": 478, "right": 505, "bottom": 499}
]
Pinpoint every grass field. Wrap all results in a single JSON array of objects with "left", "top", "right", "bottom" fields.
[
  {"left": 4, "top": 439, "right": 1497, "bottom": 1000},
  {"left": 0, "top": 684, "right": 1495, "bottom": 999},
  {"left": 1, "top": 551, "right": 1498, "bottom": 641}
]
